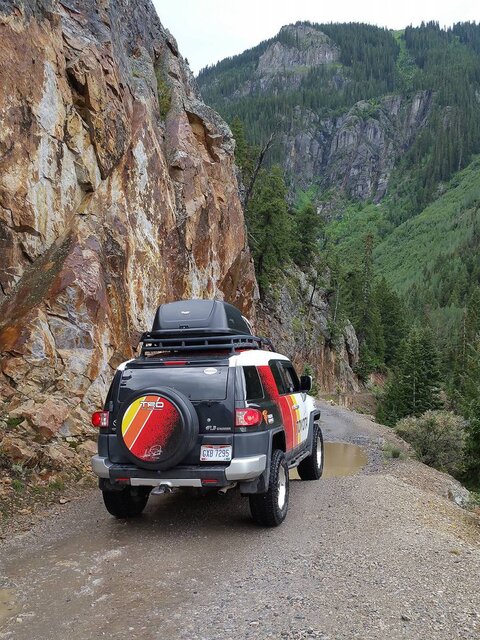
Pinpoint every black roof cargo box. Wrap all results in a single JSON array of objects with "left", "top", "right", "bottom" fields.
[{"left": 151, "top": 300, "right": 252, "bottom": 336}]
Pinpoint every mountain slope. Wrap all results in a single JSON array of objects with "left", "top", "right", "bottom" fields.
[
  {"left": 327, "top": 156, "right": 480, "bottom": 298},
  {"left": 200, "top": 20, "right": 480, "bottom": 383},
  {"left": 375, "top": 158, "right": 480, "bottom": 295},
  {"left": 199, "top": 21, "right": 480, "bottom": 218}
]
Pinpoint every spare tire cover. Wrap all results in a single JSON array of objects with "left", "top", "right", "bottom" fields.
[{"left": 117, "top": 388, "right": 198, "bottom": 470}]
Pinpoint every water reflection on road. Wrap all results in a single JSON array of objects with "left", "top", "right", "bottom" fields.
[{"left": 291, "top": 442, "right": 368, "bottom": 480}]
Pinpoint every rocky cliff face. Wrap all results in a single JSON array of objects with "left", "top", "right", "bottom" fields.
[
  {"left": 284, "top": 91, "right": 433, "bottom": 202},
  {"left": 257, "top": 25, "right": 339, "bottom": 74},
  {"left": 256, "top": 269, "right": 359, "bottom": 395},
  {"left": 0, "top": 0, "right": 256, "bottom": 471},
  {"left": 232, "top": 25, "right": 340, "bottom": 97},
  {"left": 199, "top": 24, "right": 434, "bottom": 205}
]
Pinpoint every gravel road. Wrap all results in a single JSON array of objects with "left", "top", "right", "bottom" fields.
[{"left": 0, "top": 402, "right": 479, "bottom": 640}]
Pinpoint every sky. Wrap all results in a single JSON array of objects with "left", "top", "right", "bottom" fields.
[{"left": 153, "top": 0, "right": 479, "bottom": 74}]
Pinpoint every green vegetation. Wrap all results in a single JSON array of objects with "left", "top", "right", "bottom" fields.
[
  {"left": 376, "top": 327, "right": 443, "bottom": 425},
  {"left": 395, "top": 411, "right": 466, "bottom": 477},
  {"left": 11, "top": 478, "right": 25, "bottom": 493},
  {"left": 303, "top": 363, "right": 319, "bottom": 397},
  {"left": 315, "top": 174, "right": 478, "bottom": 482},
  {"left": 327, "top": 157, "right": 480, "bottom": 366},
  {"left": 375, "top": 158, "right": 480, "bottom": 294},
  {"left": 155, "top": 67, "right": 172, "bottom": 120},
  {"left": 233, "top": 118, "right": 327, "bottom": 295},
  {"left": 382, "top": 443, "right": 405, "bottom": 460},
  {"left": 246, "top": 166, "right": 292, "bottom": 293},
  {"left": 290, "top": 199, "right": 324, "bottom": 270},
  {"left": 6, "top": 416, "right": 24, "bottom": 428}
]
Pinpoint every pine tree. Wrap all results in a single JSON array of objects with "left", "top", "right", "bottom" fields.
[
  {"left": 377, "top": 325, "right": 443, "bottom": 425},
  {"left": 464, "top": 400, "right": 480, "bottom": 486},
  {"left": 451, "top": 287, "right": 480, "bottom": 410},
  {"left": 354, "top": 235, "right": 385, "bottom": 378},
  {"left": 290, "top": 200, "right": 324, "bottom": 270},
  {"left": 451, "top": 287, "right": 480, "bottom": 484},
  {"left": 375, "top": 278, "right": 407, "bottom": 366},
  {"left": 415, "top": 327, "right": 443, "bottom": 414},
  {"left": 246, "top": 166, "right": 292, "bottom": 293},
  {"left": 230, "top": 116, "right": 259, "bottom": 186},
  {"left": 230, "top": 116, "right": 248, "bottom": 170}
]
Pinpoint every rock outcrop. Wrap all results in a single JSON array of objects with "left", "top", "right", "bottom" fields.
[
  {"left": 256, "top": 269, "right": 360, "bottom": 395},
  {"left": 0, "top": 0, "right": 256, "bottom": 470},
  {"left": 231, "top": 25, "right": 340, "bottom": 98},
  {"left": 284, "top": 91, "right": 433, "bottom": 202},
  {"left": 257, "top": 25, "right": 339, "bottom": 74}
]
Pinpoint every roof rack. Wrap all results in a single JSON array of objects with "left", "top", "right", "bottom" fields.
[{"left": 139, "top": 330, "right": 275, "bottom": 357}]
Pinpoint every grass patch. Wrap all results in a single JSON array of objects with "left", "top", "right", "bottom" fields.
[
  {"left": 11, "top": 479, "right": 25, "bottom": 493},
  {"left": 6, "top": 416, "right": 24, "bottom": 428},
  {"left": 383, "top": 442, "right": 406, "bottom": 460},
  {"left": 48, "top": 479, "right": 65, "bottom": 492}
]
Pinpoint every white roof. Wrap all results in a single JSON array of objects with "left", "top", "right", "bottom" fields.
[{"left": 228, "top": 349, "right": 289, "bottom": 367}]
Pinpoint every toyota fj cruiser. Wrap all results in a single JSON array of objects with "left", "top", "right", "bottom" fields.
[{"left": 91, "top": 300, "right": 323, "bottom": 526}]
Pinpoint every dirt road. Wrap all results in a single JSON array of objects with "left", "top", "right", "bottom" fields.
[{"left": 1, "top": 403, "right": 479, "bottom": 640}]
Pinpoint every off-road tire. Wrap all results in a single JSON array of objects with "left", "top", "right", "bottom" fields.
[
  {"left": 249, "top": 449, "right": 289, "bottom": 527},
  {"left": 102, "top": 487, "right": 150, "bottom": 518},
  {"left": 297, "top": 423, "right": 324, "bottom": 480}
]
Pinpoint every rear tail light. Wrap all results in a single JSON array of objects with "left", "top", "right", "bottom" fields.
[
  {"left": 235, "top": 408, "right": 262, "bottom": 428},
  {"left": 91, "top": 410, "right": 109, "bottom": 428}
]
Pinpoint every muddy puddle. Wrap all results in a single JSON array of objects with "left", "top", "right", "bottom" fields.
[
  {"left": 0, "top": 588, "right": 18, "bottom": 627},
  {"left": 291, "top": 442, "right": 367, "bottom": 480}
]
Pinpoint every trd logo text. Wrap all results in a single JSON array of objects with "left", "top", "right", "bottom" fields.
[{"left": 140, "top": 400, "right": 165, "bottom": 409}]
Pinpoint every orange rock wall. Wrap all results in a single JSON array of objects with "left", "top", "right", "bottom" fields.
[{"left": 0, "top": 0, "right": 256, "bottom": 446}]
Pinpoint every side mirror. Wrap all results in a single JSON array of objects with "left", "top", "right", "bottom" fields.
[{"left": 300, "top": 375, "right": 312, "bottom": 392}]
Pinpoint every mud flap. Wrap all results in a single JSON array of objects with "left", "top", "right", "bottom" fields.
[{"left": 239, "top": 473, "right": 268, "bottom": 495}]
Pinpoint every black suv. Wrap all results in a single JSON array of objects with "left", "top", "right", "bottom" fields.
[{"left": 91, "top": 300, "right": 324, "bottom": 526}]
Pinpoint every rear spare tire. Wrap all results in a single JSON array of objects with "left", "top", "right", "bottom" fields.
[{"left": 117, "top": 388, "right": 198, "bottom": 470}]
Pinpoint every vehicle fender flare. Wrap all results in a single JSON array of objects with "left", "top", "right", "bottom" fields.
[
  {"left": 239, "top": 427, "right": 285, "bottom": 495},
  {"left": 306, "top": 409, "right": 321, "bottom": 455}
]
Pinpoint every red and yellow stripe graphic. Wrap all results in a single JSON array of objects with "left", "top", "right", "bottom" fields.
[
  {"left": 121, "top": 395, "right": 179, "bottom": 462},
  {"left": 285, "top": 394, "right": 302, "bottom": 446}
]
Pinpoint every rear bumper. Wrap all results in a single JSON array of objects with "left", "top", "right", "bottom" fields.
[
  {"left": 225, "top": 455, "right": 266, "bottom": 480},
  {"left": 91, "top": 454, "right": 266, "bottom": 486}
]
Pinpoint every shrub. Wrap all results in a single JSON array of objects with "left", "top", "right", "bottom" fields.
[
  {"left": 155, "top": 68, "right": 171, "bottom": 120},
  {"left": 383, "top": 443, "right": 404, "bottom": 459},
  {"left": 395, "top": 410, "right": 466, "bottom": 476}
]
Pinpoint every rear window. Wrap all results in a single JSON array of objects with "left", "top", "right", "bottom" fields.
[
  {"left": 118, "top": 366, "right": 229, "bottom": 402},
  {"left": 243, "top": 366, "right": 264, "bottom": 401}
]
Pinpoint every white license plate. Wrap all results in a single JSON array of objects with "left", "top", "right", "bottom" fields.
[{"left": 200, "top": 445, "right": 232, "bottom": 462}]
